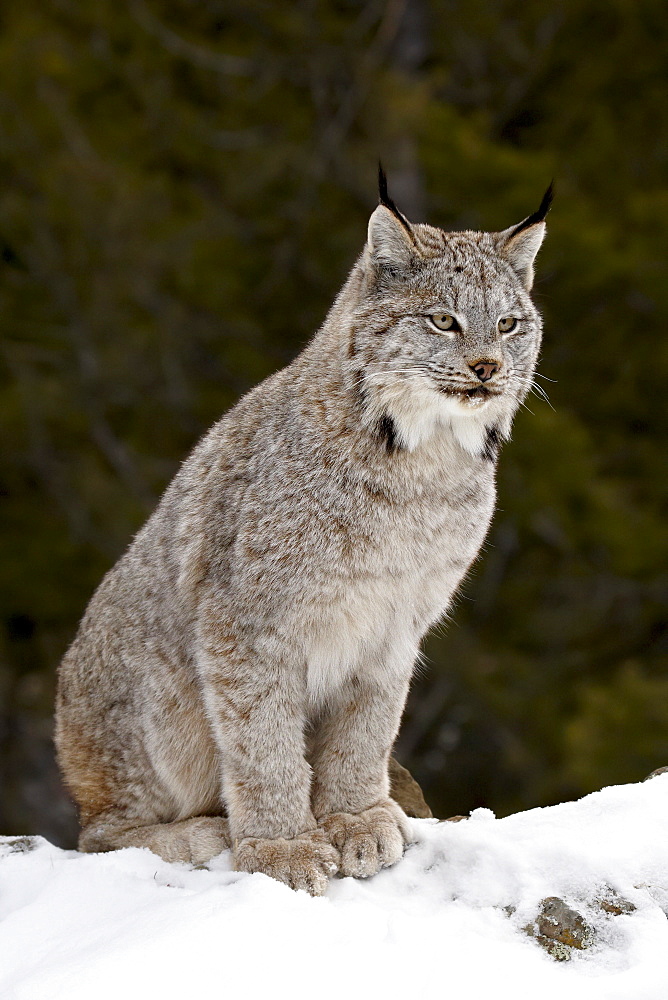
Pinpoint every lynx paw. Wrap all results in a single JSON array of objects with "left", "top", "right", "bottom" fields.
[
  {"left": 318, "top": 800, "right": 412, "bottom": 879},
  {"left": 234, "top": 829, "right": 339, "bottom": 896}
]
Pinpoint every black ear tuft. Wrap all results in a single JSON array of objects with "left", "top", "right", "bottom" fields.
[
  {"left": 508, "top": 181, "right": 554, "bottom": 240},
  {"left": 536, "top": 180, "right": 555, "bottom": 221},
  {"left": 378, "top": 161, "right": 391, "bottom": 208},
  {"left": 377, "top": 162, "right": 412, "bottom": 234}
]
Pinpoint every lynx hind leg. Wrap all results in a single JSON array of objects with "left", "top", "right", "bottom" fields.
[{"left": 79, "top": 815, "right": 231, "bottom": 865}]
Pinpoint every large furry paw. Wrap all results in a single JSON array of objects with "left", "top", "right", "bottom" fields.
[
  {"left": 318, "top": 800, "right": 413, "bottom": 879},
  {"left": 234, "top": 829, "right": 339, "bottom": 896}
]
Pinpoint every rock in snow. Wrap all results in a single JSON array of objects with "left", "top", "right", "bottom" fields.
[{"left": 2, "top": 776, "right": 668, "bottom": 1000}]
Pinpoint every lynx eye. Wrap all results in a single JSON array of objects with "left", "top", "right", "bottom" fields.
[
  {"left": 428, "top": 313, "right": 460, "bottom": 333},
  {"left": 498, "top": 316, "right": 518, "bottom": 334}
]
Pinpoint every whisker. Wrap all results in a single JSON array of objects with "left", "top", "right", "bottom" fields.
[
  {"left": 352, "top": 365, "right": 554, "bottom": 414},
  {"left": 505, "top": 374, "right": 554, "bottom": 411},
  {"left": 529, "top": 385, "right": 555, "bottom": 410},
  {"left": 504, "top": 386, "right": 536, "bottom": 416},
  {"left": 507, "top": 367, "right": 557, "bottom": 383},
  {"left": 529, "top": 382, "right": 549, "bottom": 400}
]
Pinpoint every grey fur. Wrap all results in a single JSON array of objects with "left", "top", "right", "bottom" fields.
[{"left": 55, "top": 188, "right": 547, "bottom": 895}]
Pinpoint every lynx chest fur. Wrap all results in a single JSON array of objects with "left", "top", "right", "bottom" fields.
[
  {"left": 56, "top": 171, "right": 550, "bottom": 896},
  {"left": 176, "top": 380, "right": 496, "bottom": 709}
]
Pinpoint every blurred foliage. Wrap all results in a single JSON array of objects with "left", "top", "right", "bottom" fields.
[{"left": 0, "top": 0, "right": 666, "bottom": 843}]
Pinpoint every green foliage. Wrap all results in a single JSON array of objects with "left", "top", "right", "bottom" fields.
[
  {"left": 564, "top": 662, "right": 668, "bottom": 789},
  {"left": 1, "top": 0, "right": 666, "bottom": 840}
]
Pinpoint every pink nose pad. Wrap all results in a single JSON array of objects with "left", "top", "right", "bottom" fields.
[{"left": 470, "top": 361, "right": 499, "bottom": 382}]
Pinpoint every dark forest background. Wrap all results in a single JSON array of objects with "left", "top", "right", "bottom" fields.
[{"left": 1, "top": 0, "right": 667, "bottom": 847}]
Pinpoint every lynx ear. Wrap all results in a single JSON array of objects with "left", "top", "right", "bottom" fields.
[
  {"left": 367, "top": 164, "right": 416, "bottom": 271},
  {"left": 497, "top": 182, "right": 553, "bottom": 290}
]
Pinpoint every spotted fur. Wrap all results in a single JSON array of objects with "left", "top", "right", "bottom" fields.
[{"left": 55, "top": 181, "right": 548, "bottom": 895}]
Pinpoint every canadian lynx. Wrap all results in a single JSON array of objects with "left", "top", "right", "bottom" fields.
[{"left": 56, "top": 171, "right": 551, "bottom": 895}]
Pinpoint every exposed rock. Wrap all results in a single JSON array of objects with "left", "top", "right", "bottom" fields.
[
  {"left": 524, "top": 897, "right": 594, "bottom": 961},
  {"left": 389, "top": 757, "right": 433, "bottom": 818},
  {"left": 0, "top": 835, "right": 44, "bottom": 859},
  {"left": 443, "top": 814, "right": 468, "bottom": 822},
  {"left": 597, "top": 887, "right": 636, "bottom": 916},
  {"left": 644, "top": 766, "right": 668, "bottom": 781}
]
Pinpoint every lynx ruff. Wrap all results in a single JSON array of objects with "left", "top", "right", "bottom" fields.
[{"left": 55, "top": 173, "right": 552, "bottom": 896}]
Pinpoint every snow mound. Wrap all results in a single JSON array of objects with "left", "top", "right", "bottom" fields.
[{"left": 2, "top": 777, "right": 668, "bottom": 1000}]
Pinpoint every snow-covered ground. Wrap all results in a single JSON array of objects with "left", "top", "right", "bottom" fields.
[{"left": 2, "top": 776, "right": 667, "bottom": 1000}]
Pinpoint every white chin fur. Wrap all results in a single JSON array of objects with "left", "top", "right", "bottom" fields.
[{"left": 366, "top": 381, "right": 508, "bottom": 457}]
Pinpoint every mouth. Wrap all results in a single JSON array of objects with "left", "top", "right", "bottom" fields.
[
  {"left": 438, "top": 385, "right": 499, "bottom": 407},
  {"left": 464, "top": 386, "right": 490, "bottom": 404}
]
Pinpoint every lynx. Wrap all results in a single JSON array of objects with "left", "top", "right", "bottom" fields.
[{"left": 55, "top": 170, "right": 551, "bottom": 895}]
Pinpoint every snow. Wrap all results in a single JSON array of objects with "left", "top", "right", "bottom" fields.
[{"left": 2, "top": 777, "right": 668, "bottom": 1000}]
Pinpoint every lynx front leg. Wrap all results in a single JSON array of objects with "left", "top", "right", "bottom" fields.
[
  {"left": 197, "top": 626, "right": 338, "bottom": 895},
  {"left": 309, "top": 667, "right": 414, "bottom": 879}
]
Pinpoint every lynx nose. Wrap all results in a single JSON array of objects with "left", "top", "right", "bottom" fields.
[{"left": 470, "top": 361, "right": 499, "bottom": 382}]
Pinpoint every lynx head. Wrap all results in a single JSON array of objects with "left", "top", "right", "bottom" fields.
[{"left": 348, "top": 168, "right": 551, "bottom": 459}]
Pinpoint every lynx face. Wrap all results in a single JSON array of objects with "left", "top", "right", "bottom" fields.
[{"left": 351, "top": 181, "right": 551, "bottom": 457}]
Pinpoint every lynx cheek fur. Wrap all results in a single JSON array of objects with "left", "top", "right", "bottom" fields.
[{"left": 55, "top": 171, "right": 551, "bottom": 896}]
